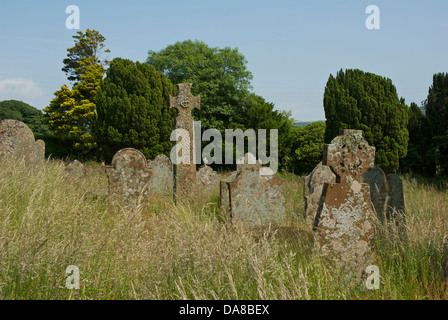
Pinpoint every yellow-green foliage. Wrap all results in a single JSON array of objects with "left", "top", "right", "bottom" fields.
[
  {"left": 0, "top": 159, "right": 446, "bottom": 299},
  {"left": 44, "top": 62, "right": 103, "bottom": 152}
]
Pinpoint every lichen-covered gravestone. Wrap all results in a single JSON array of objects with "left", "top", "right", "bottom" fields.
[
  {"left": 314, "top": 130, "right": 376, "bottom": 274},
  {"left": 225, "top": 153, "right": 286, "bottom": 227},
  {"left": 64, "top": 159, "right": 87, "bottom": 181},
  {"left": 170, "top": 83, "right": 200, "bottom": 202},
  {"left": 148, "top": 154, "right": 173, "bottom": 197},
  {"left": 0, "top": 119, "right": 45, "bottom": 166},
  {"left": 304, "top": 162, "right": 336, "bottom": 227},
  {"left": 220, "top": 153, "right": 261, "bottom": 213},
  {"left": 106, "top": 148, "right": 151, "bottom": 211},
  {"left": 197, "top": 161, "right": 220, "bottom": 200}
]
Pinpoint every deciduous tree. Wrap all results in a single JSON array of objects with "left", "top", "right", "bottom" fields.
[
  {"left": 0, "top": 100, "right": 50, "bottom": 135},
  {"left": 146, "top": 40, "right": 253, "bottom": 132}
]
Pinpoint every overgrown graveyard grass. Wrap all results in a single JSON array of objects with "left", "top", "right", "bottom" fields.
[{"left": 0, "top": 159, "right": 446, "bottom": 299}]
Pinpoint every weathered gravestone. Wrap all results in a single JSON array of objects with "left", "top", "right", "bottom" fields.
[
  {"left": 304, "top": 162, "right": 336, "bottom": 227},
  {"left": 313, "top": 130, "right": 376, "bottom": 273},
  {"left": 0, "top": 119, "right": 45, "bottom": 166},
  {"left": 148, "top": 154, "right": 173, "bottom": 197},
  {"left": 64, "top": 159, "right": 87, "bottom": 182},
  {"left": 363, "top": 167, "right": 406, "bottom": 229},
  {"left": 221, "top": 153, "right": 286, "bottom": 227},
  {"left": 307, "top": 162, "right": 406, "bottom": 230},
  {"left": 106, "top": 148, "right": 151, "bottom": 211},
  {"left": 197, "top": 161, "right": 220, "bottom": 200},
  {"left": 363, "top": 165, "right": 388, "bottom": 223},
  {"left": 220, "top": 153, "right": 261, "bottom": 213},
  {"left": 170, "top": 83, "right": 200, "bottom": 202},
  {"left": 228, "top": 166, "right": 285, "bottom": 227},
  {"left": 386, "top": 174, "right": 406, "bottom": 224}
]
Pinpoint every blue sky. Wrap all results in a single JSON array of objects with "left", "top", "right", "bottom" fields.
[{"left": 0, "top": 0, "right": 447, "bottom": 121}]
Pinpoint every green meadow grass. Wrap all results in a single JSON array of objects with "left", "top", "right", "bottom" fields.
[{"left": 0, "top": 158, "right": 446, "bottom": 299}]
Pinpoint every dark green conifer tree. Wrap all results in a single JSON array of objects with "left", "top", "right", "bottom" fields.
[
  {"left": 93, "top": 58, "right": 177, "bottom": 162},
  {"left": 424, "top": 72, "right": 448, "bottom": 176},
  {"left": 323, "top": 69, "right": 409, "bottom": 173}
]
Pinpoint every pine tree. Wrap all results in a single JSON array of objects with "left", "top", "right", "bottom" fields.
[
  {"left": 62, "top": 29, "right": 110, "bottom": 83},
  {"left": 44, "top": 62, "right": 103, "bottom": 152},
  {"left": 44, "top": 30, "right": 110, "bottom": 154}
]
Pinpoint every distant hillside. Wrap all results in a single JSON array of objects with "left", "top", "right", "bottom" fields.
[
  {"left": 0, "top": 99, "right": 50, "bottom": 135},
  {"left": 294, "top": 121, "right": 324, "bottom": 127}
]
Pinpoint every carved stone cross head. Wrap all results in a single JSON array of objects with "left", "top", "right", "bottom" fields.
[
  {"left": 323, "top": 129, "right": 375, "bottom": 182},
  {"left": 169, "top": 83, "right": 201, "bottom": 113}
]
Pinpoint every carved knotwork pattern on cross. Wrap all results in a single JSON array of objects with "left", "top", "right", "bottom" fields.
[
  {"left": 169, "top": 83, "right": 201, "bottom": 203},
  {"left": 169, "top": 83, "right": 200, "bottom": 116}
]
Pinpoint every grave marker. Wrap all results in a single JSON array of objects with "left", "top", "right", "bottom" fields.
[
  {"left": 314, "top": 130, "right": 376, "bottom": 273},
  {"left": 0, "top": 119, "right": 45, "bottom": 166},
  {"left": 170, "top": 83, "right": 200, "bottom": 202},
  {"left": 106, "top": 148, "right": 151, "bottom": 211}
]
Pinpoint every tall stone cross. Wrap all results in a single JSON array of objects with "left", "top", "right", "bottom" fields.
[
  {"left": 169, "top": 83, "right": 200, "bottom": 202},
  {"left": 314, "top": 129, "right": 376, "bottom": 276}
]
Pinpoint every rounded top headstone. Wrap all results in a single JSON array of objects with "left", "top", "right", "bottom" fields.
[
  {"left": 0, "top": 119, "right": 36, "bottom": 151},
  {"left": 111, "top": 148, "right": 147, "bottom": 171}
]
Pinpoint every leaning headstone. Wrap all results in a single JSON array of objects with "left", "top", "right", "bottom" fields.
[
  {"left": 170, "top": 83, "right": 200, "bottom": 202},
  {"left": 148, "top": 154, "right": 173, "bottom": 197},
  {"left": 314, "top": 130, "right": 376, "bottom": 275},
  {"left": 363, "top": 165, "right": 388, "bottom": 223},
  {"left": 106, "top": 148, "right": 151, "bottom": 211},
  {"left": 386, "top": 174, "right": 406, "bottom": 223},
  {"left": 197, "top": 162, "right": 220, "bottom": 200},
  {"left": 227, "top": 159, "right": 285, "bottom": 227},
  {"left": 64, "top": 159, "right": 87, "bottom": 181},
  {"left": 0, "top": 119, "right": 45, "bottom": 166},
  {"left": 304, "top": 162, "right": 336, "bottom": 227}
]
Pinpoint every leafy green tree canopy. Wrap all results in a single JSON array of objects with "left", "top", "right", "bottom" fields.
[
  {"left": 146, "top": 40, "right": 253, "bottom": 131},
  {"left": 0, "top": 100, "right": 50, "bottom": 135},
  {"left": 243, "top": 94, "right": 296, "bottom": 170},
  {"left": 93, "top": 58, "right": 177, "bottom": 162},
  {"left": 292, "top": 121, "right": 326, "bottom": 174},
  {"left": 324, "top": 69, "right": 409, "bottom": 173}
]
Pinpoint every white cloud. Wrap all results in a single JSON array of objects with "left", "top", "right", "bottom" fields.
[{"left": 0, "top": 77, "right": 43, "bottom": 102}]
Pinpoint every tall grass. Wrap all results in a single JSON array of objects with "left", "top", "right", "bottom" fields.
[{"left": 0, "top": 159, "right": 446, "bottom": 299}]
